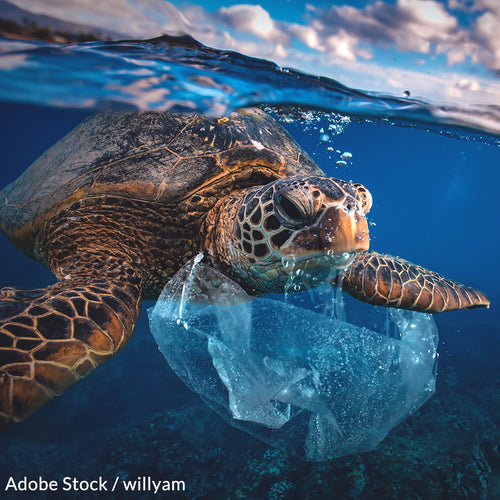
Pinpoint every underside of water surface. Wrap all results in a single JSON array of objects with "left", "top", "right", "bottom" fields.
[{"left": 0, "top": 32, "right": 499, "bottom": 138}]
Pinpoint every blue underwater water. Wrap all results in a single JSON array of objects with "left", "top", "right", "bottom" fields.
[{"left": 0, "top": 34, "right": 499, "bottom": 499}]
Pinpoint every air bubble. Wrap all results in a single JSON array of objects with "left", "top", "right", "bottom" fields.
[
  {"left": 176, "top": 318, "right": 189, "bottom": 330},
  {"left": 320, "top": 133, "right": 330, "bottom": 142}
]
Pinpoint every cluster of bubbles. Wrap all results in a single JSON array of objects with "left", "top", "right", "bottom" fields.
[
  {"left": 280, "top": 253, "right": 351, "bottom": 324},
  {"left": 262, "top": 105, "right": 355, "bottom": 170},
  {"left": 318, "top": 134, "right": 353, "bottom": 167},
  {"left": 263, "top": 105, "right": 351, "bottom": 133}
]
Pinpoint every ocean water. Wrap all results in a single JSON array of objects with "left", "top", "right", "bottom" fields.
[{"left": 0, "top": 34, "right": 499, "bottom": 499}]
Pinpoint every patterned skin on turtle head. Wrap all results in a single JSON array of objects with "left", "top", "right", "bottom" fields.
[{"left": 206, "top": 175, "right": 372, "bottom": 293}]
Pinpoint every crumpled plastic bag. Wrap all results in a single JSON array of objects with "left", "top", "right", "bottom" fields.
[{"left": 148, "top": 255, "right": 438, "bottom": 461}]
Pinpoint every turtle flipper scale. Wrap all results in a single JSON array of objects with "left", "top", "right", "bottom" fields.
[
  {"left": 0, "top": 278, "right": 140, "bottom": 427},
  {"left": 336, "top": 251, "right": 490, "bottom": 313}
]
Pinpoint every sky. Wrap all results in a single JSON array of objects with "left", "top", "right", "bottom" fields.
[{"left": 6, "top": 0, "right": 500, "bottom": 112}]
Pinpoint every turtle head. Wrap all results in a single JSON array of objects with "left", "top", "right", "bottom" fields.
[{"left": 205, "top": 175, "right": 372, "bottom": 294}]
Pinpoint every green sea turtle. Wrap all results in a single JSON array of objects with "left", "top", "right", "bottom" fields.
[{"left": 0, "top": 108, "right": 489, "bottom": 427}]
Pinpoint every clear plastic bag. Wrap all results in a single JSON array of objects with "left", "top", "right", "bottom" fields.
[{"left": 148, "top": 256, "right": 438, "bottom": 461}]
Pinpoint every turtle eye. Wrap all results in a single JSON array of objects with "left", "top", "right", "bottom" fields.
[
  {"left": 276, "top": 194, "right": 308, "bottom": 227},
  {"left": 352, "top": 182, "right": 372, "bottom": 214}
]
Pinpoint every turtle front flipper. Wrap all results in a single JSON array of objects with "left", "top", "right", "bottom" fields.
[
  {"left": 0, "top": 271, "right": 141, "bottom": 427},
  {"left": 335, "top": 251, "right": 490, "bottom": 313}
]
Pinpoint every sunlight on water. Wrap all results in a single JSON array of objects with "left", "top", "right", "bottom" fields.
[{"left": 0, "top": 34, "right": 499, "bottom": 136}]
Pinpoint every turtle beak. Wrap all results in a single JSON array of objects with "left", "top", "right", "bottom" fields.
[
  {"left": 283, "top": 204, "right": 370, "bottom": 258},
  {"left": 322, "top": 205, "right": 370, "bottom": 254}
]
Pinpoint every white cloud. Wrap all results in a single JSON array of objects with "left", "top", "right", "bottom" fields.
[
  {"left": 287, "top": 23, "right": 322, "bottom": 51},
  {"left": 313, "top": 0, "right": 462, "bottom": 56},
  {"left": 456, "top": 79, "right": 481, "bottom": 91},
  {"left": 324, "top": 31, "right": 360, "bottom": 62},
  {"left": 401, "top": 0, "right": 457, "bottom": 28},
  {"left": 448, "top": 0, "right": 499, "bottom": 13},
  {"left": 474, "top": 11, "right": 500, "bottom": 68},
  {"left": 271, "top": 43, "right": 287, "bottom": 59},
  {"left": 215, "top": 4, "right": 289, "bottom": 45},
  {"left": 303, "top": 0, "right": 499, "bottom": 71}
]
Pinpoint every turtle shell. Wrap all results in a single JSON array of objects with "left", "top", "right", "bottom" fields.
[{"left": 0, "top": 108, "right": 322, "bottom": 255}]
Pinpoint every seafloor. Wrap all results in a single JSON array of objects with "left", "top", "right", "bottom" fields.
[{"left": 1, "top": 315, "right": 498, "bottom": 500}]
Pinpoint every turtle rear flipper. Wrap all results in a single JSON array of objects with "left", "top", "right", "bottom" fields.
[
  {"left": 0, "top": 277, "right": 141, "bottom": 427},
  {"left": 336, "top": 251, "right": 490, "bottom": 313}
]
